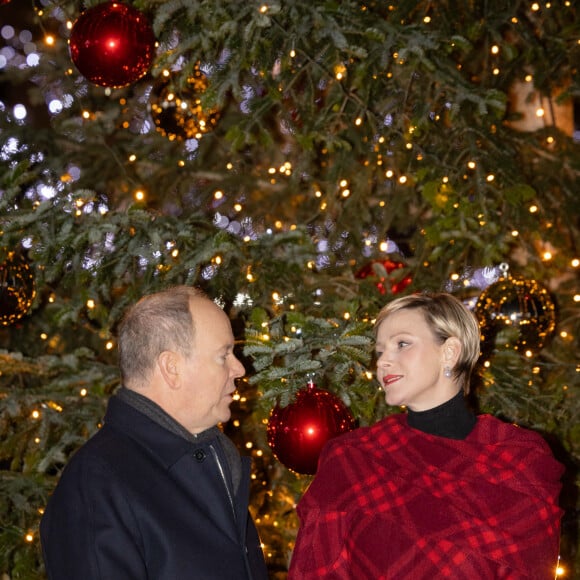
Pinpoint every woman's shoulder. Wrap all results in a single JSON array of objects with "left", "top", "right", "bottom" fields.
[
  {"left": 474, "top": 414, "right": 549, "bottom": 446},
  {"left": 323, "top": 413, "right": 406, "bottom": 454}
]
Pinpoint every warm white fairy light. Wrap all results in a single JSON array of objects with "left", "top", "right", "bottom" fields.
[{"left": 334, "top": 63, "right": 347, "bottom": 80}]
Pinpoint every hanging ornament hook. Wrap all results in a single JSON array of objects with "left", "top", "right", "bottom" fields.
[{"left": 499, "top": 262, "right": 510, "bottom": 278}]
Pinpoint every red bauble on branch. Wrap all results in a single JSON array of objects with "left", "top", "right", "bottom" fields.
[
  {"left": 267, "top": 382, "right": 356, "bottom": 475},
  {"left": 355, "top": 258, "right": 412, "bottom": 295},
  {"left": 69, "top": 2, "right": 155, "bottom": 88}
]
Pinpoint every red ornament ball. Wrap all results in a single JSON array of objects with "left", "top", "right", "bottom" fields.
[
  {"left": 267, "top": 383, "right": 356, "bottom": 475},
  {"left": 69, "top": 2, "right": 155, "bottom": 88},
  {"left": 355, "top": 259, "right": 412, "bottom": 295}
]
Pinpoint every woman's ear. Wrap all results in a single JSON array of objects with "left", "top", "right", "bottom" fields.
[
  {"left": 443, "top": 337, "right": 461, "bottom": 367},
  {"left": 157, "top": 350, "right": 181, "bottom": 389}
]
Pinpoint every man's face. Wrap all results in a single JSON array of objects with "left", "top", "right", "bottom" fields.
[{"left": 173, "top": 297, "right": 245, "bottom": 434}]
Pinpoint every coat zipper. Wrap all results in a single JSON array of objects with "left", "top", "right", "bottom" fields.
[
  {"left": 209, "top": 443, "right": 254, "bottom": 580},
  {"left": 209, "top": 444, "right": 237, "bottom": 523}
]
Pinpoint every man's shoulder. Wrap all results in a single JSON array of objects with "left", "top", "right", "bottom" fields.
[{"left": 54, "top": 421, "right": 132, "bottom": 481}]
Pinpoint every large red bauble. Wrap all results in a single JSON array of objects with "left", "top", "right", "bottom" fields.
[
  {"left": 267, "top": 382, "right": 356, "bottom": 475},
  {"left": 355, "top": 258, "right": 412, "bottom": 295},
  {"left": 69, "top": 2, "right": 155, "bottom": 88}
]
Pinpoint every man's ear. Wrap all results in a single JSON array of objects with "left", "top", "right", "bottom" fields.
[
  {"left": 443, "top": 337, "right": 461, "bottom": 367},
  {"left": 157, "top": 350, "right": 180, "bottom": 389}
]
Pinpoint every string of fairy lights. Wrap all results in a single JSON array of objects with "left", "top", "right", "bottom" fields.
[{"left": 1, "top": 1, "right": 578, "bottom": 577}]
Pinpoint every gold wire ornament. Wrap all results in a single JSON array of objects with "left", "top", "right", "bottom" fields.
[
  {"left": 474, "top": 263, "right": 556, "bottom": 355},
  {"left": 149, "top": 65, "right": 221, "bottom": 141},
  {"left": 0, "top": 251, "right": 36, "bottom": 326}
]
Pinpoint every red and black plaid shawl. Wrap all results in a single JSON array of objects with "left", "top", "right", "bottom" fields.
[{"left": 289, "top": 414, "right": 563, "bottom": 579}]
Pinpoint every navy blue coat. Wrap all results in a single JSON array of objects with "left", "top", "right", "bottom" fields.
[{"left": 40, "top": 395, "right": 269, "bottom": 580}]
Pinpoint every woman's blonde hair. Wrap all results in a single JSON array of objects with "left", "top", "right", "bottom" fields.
[{"left": 375, "top": 292, "right": 481, "bottom": 393}]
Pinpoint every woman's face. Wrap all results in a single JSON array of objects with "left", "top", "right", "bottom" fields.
[{"left": 375, "top": 308, "right": 456, "bottom": 411}]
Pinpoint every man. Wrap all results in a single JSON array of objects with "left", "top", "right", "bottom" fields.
[{"left": 40, "top": 285, "right": 269, "bottom": 580}]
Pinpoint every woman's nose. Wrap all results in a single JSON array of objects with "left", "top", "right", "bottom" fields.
[{"left": 376, "top": 353, "right": 390, "bottom": 368}]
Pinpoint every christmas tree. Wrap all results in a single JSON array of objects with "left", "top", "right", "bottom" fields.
[{"left": 1, "top": 0, "right": 579, "bottom": 577}]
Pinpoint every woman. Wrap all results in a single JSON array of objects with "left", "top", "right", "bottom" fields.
[{"left": 289, "top": 292, "right": 563, "bottom": 579}]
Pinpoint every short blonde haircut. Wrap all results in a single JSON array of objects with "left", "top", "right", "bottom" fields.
[{"left": 375, "top": 292, "right": 481, "bottom": 393}]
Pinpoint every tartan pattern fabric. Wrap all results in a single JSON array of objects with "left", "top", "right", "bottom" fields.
[{"left": 289, "top": 414, "right": 564, "bottom": 579}]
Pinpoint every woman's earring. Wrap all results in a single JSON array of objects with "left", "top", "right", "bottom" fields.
[{"left": 444, "top": 366, "right": 452, "bottom": 378}]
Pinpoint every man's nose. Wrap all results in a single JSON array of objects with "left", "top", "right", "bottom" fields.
[{"left": 232, "top": 355, "right": 246, "bottom": 378}]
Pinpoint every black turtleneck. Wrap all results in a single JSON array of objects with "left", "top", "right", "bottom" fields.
[{"left": 406, "top": 390, "right": 476, "bottom": 440}]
